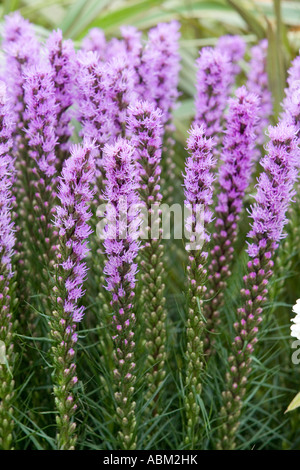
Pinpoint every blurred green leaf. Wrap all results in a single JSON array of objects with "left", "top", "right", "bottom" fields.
[
  {"left": 60, "top": 0, "right": 111, "bottom": 38},
  {"left": 227, "top": 0, "right": 266, "bottom": 39}
]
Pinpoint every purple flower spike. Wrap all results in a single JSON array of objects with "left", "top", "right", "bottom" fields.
[
  {"left": 247, "top": 122, "right": 299, "bottom": 255},
  {"left": 46, "top": 30, "right": 76, "bottom": 166},
  {"left": 55, "top": 141, "right": 95, "bottom": 323},
  {"left": 218, "top": 121, "right": 299, "bottom": 450},
  {"left": 127, "top": 100, "right": 163, "bottom": 182},
  {"left": 184, "top": 125, "right": 216, "bottom": 246},
  {"left": 204, "top": 86, "right": 260, "bottom": 355},
  {"left": 127, "top": 100, "right": 166, "bottom": 419},
  {"left": 194, "top": 47, "right": 231, "bottom": 143},
  {"left": 23, "top": 63, "right": 57, "bottom": 178},
  {"left": 51, "top": 140, "right": 95, "bottom": 450},
  {"left": 2, "top": 12, "right": 40, "bottom": 127},
  {"left": 102, "top": 138, "right": 140, "bottom": 450},
  {"left": 247, "top": 39, "right": 272, "bottom": 146},
  {"left": 183, "top": 124, "right": 216, "bottom": 448},
  {"left": 282, "top": 52, "right": 300, "bottom": 132},
  {"left": 140, "top": 21, "right": 181, "bottom": 125},
  {"left": 121, "top": 26, "right": 142, "bottom": 66},
  {"left": 0, "top": 82, "right": 15, "bottom": 276},
  {"left": 105, "top": 57, "right": 136, "bottom": 139},
  {"left": 103, "top": 138, "right": 140, "bottom": 296},
  {"left": 217, "top": 35, "right": 246, "bottom": 80},
  {"left": 81, "top": 28, "right": 106, "bottom": 59},
  {"left": 0, "top": 81, "right": 16, "bottom": 450}
]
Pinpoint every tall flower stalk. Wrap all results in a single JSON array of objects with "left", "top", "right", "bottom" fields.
[
  {"left": 102, "top": 138, "right": 140, "bottom": 450},
  {"left": 218, "top": 122, "right": 299, "bottom": 450},
  {"left": 139, "top": 21, "right": 181, "bottom": 203},
  {"left": 247, "top": 39, "right": 272, "bottom": 148},
  {"left": 216, "top": 35, "right": 246, "bottom": 86},
  {"left": 204, "top": 87, "right": 259, "bottom": 356},
  {"left": 0, "top": 83, "right": 16, "bottom": 451},
  {"left": 183, "top": 125, "right": 215, "bottom": 449},
  {"left": 2, "top": 13, "right": 40, "bottom": 308},
  {"left": 23, "top": 63, "right": 58, "bottom": 303},
  {"left": 50, "top": 141, "right": 95, "bottom": 450},
  {"left": 46, "top": 30, "right": 76, "bottom": 171},
  {"left": 127, "top": 100, "right": 165, "bottom": 417}
]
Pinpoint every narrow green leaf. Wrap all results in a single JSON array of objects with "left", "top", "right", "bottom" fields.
[
  {"left": 227, "top": 0, "right": 266, "bottom": 38},
  {"left": 78, "top": 0, "right": 161, "bottom": 37},
  {"left": 285, "top": 392, "right": 300, "bottom": 413}
]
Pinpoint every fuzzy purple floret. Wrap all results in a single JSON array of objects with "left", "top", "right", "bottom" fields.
[
  {"left": 23, "top": 63, "right": 57, "bottom": 177},
  {"left": 0, "top": 82, "right": 15, "bottom": 275},
  {"left": 247, "top": 122, "right": 299, "bottom": 258},
  {"left": 55, "top": 141, "right": 95, "bottom": 323}
]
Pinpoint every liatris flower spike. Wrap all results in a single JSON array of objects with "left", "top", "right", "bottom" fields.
[
  {"left": 0, "top": 81, "right": 16, "bottom": 451},
  {"left": 139, "top": 21, "right": 180, "bottom": 126},
  {"left": 282, "top": 53, "right": 300, "bottom": 134},
  {"left": 183, "top": 124, "right": 215, "bottom": 449},
  {"left": 216, "top": 35, "right": 246, "bottom": 83},
  {"left": 76, "top": 51, "right": 112, "bottom": 193},
  {"left": 2, "top": 12, "right": 40, "bottom": 128},
  {"left": 23, "top": 63, "right": 58, "bottom": 285},
  {"left": 127, "top": 100, "right": 166, "bottom": 420},
  {"left": 247, "top": 39, "right": 272, "bottom": 146},
  {"left": 46, "top": 30, "right": 76, "bottom": 170},
  {"left": 81, "top": 28, "right": 106, "bottom": 58},
  {"left": 50, "top": 141, "right": 95, "bottom": 450},
  {"left": 204, "top": 86, "right": 260, "bottom": 356},
  {"left": 194, "top": 47, "right": 231, "bottom": 146},
  {"left": 218, "top": 122, "right": 299, "bottom": 450},
  {"left": 102, "top": 138, "right": 140, "bottom": 450},
  {"left": 291, "top": 300, "right": 300, "bottom": 340}
]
